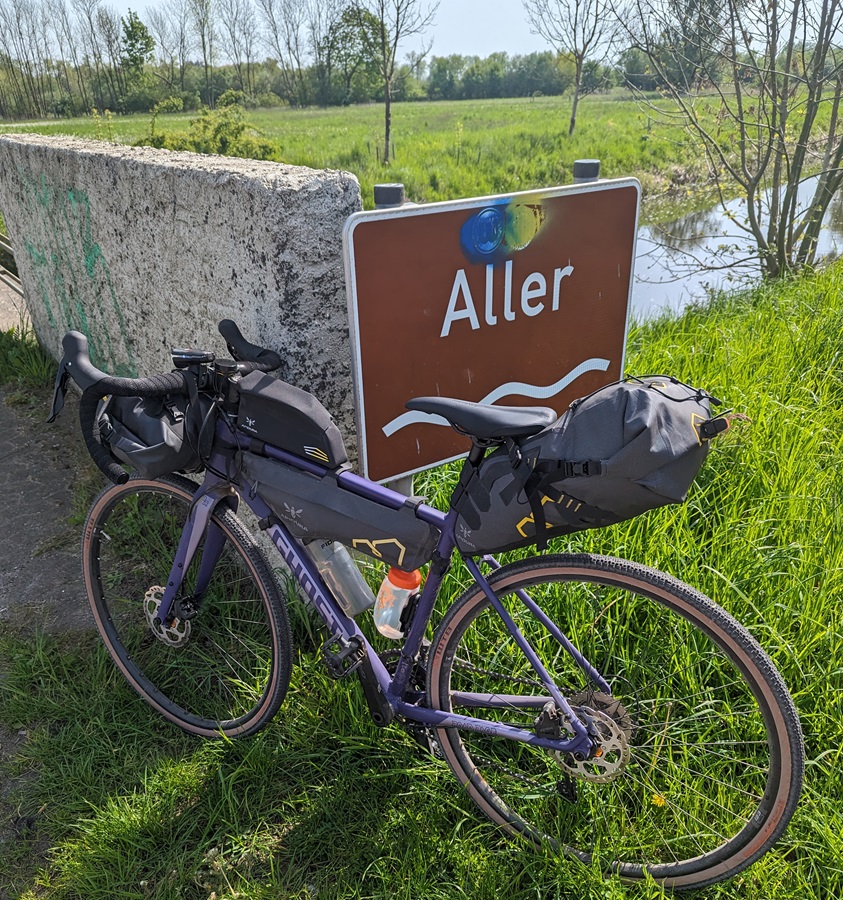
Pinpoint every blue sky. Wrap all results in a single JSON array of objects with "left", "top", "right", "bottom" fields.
[
  {"left": 110, "top": 0, "right": 549, "bottom": 60},
  {"left": 418, "top": 1, "right": 548, "bottom": 58}
]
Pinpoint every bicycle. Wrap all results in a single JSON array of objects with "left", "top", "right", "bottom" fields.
[{"left": 49, "top": 320, "right": 804, "bottom": 891}]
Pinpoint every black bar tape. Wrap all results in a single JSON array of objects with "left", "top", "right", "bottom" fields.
[{"left": 79, "top": 372, "right": 190, "bottom": 484}]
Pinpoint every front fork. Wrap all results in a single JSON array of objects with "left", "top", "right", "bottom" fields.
[{"left": 154, "top": 483, "right": 234, "bottom": 626}]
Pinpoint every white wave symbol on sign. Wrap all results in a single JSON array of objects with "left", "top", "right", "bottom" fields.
[{"left": 382, "top": 358, "right": 611, "bottom": 437}]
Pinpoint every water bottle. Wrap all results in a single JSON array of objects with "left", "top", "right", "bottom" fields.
[
  {"left": 304, "top": 539, "right": 375, "bottom": 617},
  {"left": 373, "top": 567, "right": 422, "bottom": 639}
]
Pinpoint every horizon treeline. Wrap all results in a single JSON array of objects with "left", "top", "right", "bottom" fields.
[{"left": 0, "top": 0, "right": 618, "bottom": 120}]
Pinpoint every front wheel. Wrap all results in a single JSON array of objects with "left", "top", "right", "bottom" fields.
[
  {"left": 427, "top": 553, "right": 803, "bottom": 890},
  {"left": 82, "top": 474, "right": 292, "bottom": 738}
]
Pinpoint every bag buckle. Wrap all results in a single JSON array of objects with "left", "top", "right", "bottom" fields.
[
  {"left": 564, "top": 460, "right": 598, "bottom": 477},
  {"left": 697, "top": 416, "right": 729, "bottom": 440}
]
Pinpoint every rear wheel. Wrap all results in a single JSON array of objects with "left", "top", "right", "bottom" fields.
[
  {"left": 83, "top": 474, "right": 292, "bottom": 738},
  {"left": 428, "top": 553, "right": 803, "bottom": 890}
]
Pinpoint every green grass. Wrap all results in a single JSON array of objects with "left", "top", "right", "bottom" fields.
[
  {"left": 2, "top": 262, "right": 843, "bottom": 897},
  {"left": 0, "top": 319, "right": 54, "bottom": 389},
  {"left": 0, "top": 95, "right": 705, "bottom": 221}
]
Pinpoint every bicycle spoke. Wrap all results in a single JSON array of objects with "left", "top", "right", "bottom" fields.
[{"left": 429, "top": 555, "right": 801, "bottom": 887}]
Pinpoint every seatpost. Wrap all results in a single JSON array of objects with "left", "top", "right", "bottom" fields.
[
  {"left": 449, "top": 441, "right": 487, "bottom": 511},
  {"left": 467, "top": 441, "right": 487, "bottom": 467}
]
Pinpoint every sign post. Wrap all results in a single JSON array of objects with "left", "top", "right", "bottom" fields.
[{"left": 343, "top": 179, "right": 640, "bottom": 483}]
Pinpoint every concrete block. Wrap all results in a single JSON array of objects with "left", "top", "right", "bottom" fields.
[{"left": 0, "top": 134, "right": 362, "bottom": 459}]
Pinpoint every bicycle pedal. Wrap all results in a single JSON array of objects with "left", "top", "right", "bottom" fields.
[{"left": 321, "top": 635, "right": 366, "bottom": 679}]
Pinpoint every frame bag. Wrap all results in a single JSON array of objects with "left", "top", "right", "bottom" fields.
[
  {"left": 239, "top": 451, "right": 440, "bottom": 570},
  {"left": 455, "top": 376, "right": 729, "bottom": 555}
]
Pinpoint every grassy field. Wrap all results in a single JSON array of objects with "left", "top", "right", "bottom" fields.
[
  {"left": 1, "top": 259, "right": 842, "bottom": 898},
  {"left": 0, "top": 95, "right": 706, "bottom": 222}
]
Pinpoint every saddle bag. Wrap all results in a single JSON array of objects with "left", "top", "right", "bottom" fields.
[
  {"left": 98, "top": 387, "right": 214, "bottom": 480},
  {"left": 239, "top": 451, "right": 440, "bottom": 570},
  {"left": 455, "top": 376, "right": 729, "bottom": 555},
  {"left": 236, "top": 371, "right": 348, "bottom": 468}
]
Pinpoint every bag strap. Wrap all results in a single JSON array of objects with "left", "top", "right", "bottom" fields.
[
  {"left": 184, "top": 372, "right": 217, "bottom": 464},
  {"left": 523, "top": 469, "right": 615, "bottom": 551}
]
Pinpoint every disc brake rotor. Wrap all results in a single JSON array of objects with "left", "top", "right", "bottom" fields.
[
  {"left": 551, "top": 691, "right": 635, "bottom": 784},
  {"left": 554, "top": 707, "right": 631, "bottom": 783},
  {"left": 144, "top": 586, "right": 192, "bottom": 647}
]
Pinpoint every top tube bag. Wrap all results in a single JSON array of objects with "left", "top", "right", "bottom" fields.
[
  {"left": 455, "top": 376, "right": 730, "bottom": 555},
  {"left": 235, "top": 371, "right": 348, "bottom": 469}
]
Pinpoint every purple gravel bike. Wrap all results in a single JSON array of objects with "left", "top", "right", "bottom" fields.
[{"left": 50, "top": 320, "right": 802, "bottom": 891}]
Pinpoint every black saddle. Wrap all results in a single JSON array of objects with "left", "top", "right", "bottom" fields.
[{"left": 405, "top": 397, "right": 556, "bottom": 441}]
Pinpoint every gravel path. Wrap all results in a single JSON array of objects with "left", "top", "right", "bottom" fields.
[{"left": 0, "top": 387, "right": 93, "bottom": 634}]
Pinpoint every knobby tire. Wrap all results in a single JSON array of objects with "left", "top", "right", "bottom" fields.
[
  {"left": 427, "top": 553, "right": 803, "bottom": 890},
  {"left": 82, "top": 474, "right": 292, "bottom": 738}
]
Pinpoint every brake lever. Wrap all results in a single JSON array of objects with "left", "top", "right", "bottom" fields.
[{"left": 47, "top": 363, "right": 69, "bottom": 423}]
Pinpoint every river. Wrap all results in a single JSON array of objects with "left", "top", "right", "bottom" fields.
[{"left": 631, "top": 176, "right": 843, "bottom": 319}]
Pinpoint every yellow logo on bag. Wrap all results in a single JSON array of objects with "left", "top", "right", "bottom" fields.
[
  {"left": 352, "top": 538, "right": 407, "bottom": 567},
  {"left": 516, "top": 493, "right": 583, "bottom": 537},
  {"left": 304, "top": 446, "right": 331, "bottom": 463}
]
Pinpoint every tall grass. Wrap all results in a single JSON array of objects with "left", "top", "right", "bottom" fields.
[
  {"left": 2, "top": 263, "right": 843, "bottom": 898},
  {"left": 0, "top": 319, "right": 54, "bottom": 387},
  {"left": 0, "top": 95, "right": 705, "bottom": 220}
]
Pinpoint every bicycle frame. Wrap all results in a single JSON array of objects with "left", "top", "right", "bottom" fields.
[{"left": 154, "top": 418, "right": 599, "bottom": 758}]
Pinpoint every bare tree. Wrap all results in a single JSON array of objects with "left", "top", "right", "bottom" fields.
[
  {"left": 74, "top": 0, "right": 109, "bottom": 109},
  {"left": 306, "top": 0, "right": 344, "bottom": 104},
  {"left": 3, "top": 0, "right": 52, "bottom": 116},
  {"left": 165, "top": 0, "right": 192, "bottom": 91},
  {"left": 147, "top": 3, "right": 178, "bottom": 87},
  {"left": 49, "top": 0, "right": 90, "bottom": 110},
  {"left": 352, "top": 0, "right": 438, "bottom": 164},
  {"left": 523, "top": 0, "right": 608, "bottom": 136},
  {"left": 187, "top": 0, "right": 217, "bottom": 105},
  {"left": 624, "top": 0, "right": 843, "bottom": 277},
  {"left": 218, "top": 0, "right": 247, "bottom": 91},
  {"left": 239, "top": 0, "right": 260, "bottom": 96},
  {"left": 256, "top": 0, "right": 309, "bottom": 104},
  {"left": 96, "top": 4, "right": 126, "bottom": 102}
]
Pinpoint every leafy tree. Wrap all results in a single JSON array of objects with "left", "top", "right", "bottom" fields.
[
  {"left": 620, "top": 46, "right": 659, "bottom": 91},
  {"left": 121, "top": 10, "right": 155, "bottom": 78},
  {"left": 427, "top": 54, "right": 467, "bottom": 99},
  {"left": 351, "top": 0, "right": 438, "bottom": 164}
]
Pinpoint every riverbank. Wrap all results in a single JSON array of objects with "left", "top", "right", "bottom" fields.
[{"left": 1, "top": 262, "right": 842, "bottom": 898}]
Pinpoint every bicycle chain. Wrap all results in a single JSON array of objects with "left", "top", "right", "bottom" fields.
[{"left": 450, "top": 656, "right": 580, "bottom": 695}]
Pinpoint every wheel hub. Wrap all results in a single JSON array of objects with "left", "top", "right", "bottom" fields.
[
  {"left": 555, "top": 691, "right": 635, "bottom": 784},
  {"left": 144, "top": 586, "right": 192, "bottom": 647}
]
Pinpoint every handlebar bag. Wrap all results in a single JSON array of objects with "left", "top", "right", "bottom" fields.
[
  {"left": 455, "top": 376, "right": 729, "bottom": 555},
  {"left": 238, "top": 451, "right": 440, "bottom": 570},
  {"left": 97, "top": 392, "right": 210, "bottom": 479},
  {"left": 236, "top": 371, "right": 348, "bottom": 469}
]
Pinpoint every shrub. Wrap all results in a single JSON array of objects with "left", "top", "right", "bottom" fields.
[{"left": 136, "top": 105, "right": 278, "bottom": 161}]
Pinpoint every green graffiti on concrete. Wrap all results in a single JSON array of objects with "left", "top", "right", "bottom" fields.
[{"left": 19, "top": 168, "right": 136, "bottom": 377}]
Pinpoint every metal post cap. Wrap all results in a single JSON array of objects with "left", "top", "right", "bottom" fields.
[
  {"left": 573, "top": 159, "right": 601, "bottom": 183},
  {"left": 374, "top": 183, "right": 406, "bottom": 208}
]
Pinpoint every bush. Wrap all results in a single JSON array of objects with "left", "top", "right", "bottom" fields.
[
  {"left": 136, "top": 105, "right": 278, "bottom": 161},
  {"left": 218, "top": 89, "right": 247, "bottom": 108}
]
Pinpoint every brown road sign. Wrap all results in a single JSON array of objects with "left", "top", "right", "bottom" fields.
[{"left": 343, "top": 179, "right": 640, "bottom": 482}]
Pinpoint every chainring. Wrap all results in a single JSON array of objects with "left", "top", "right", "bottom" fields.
[
  {"left": 380, "top": 645, "right": 443, "bottom": 758},
  {"left": 144, "top": 586, "right": 192, "bottom": 647}
]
